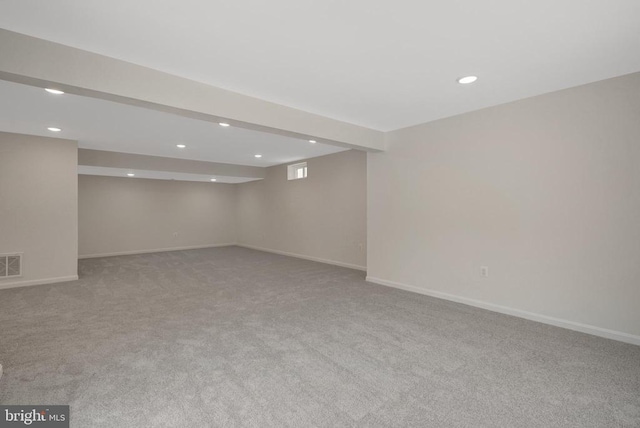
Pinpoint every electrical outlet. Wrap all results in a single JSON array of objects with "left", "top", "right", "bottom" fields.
[{"left": 480, "top": 266, "right": 489, "bottom": 277}]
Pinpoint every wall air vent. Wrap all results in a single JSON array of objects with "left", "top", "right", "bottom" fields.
[{"left": 0, "top": 253, "right": 22, "bottom": 278}]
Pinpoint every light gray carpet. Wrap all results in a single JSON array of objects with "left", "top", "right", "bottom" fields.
[{"left": 0, "top": 247, "right": 638, "bottom": 427}]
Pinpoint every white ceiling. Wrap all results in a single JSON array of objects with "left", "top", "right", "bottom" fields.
[
  {"left": 1, "top": 1, "right": 639, "bottom": 131},
  {"left": 78, "top": 166, "right": 259, "bottom": 184},
  {"left": 0, "top": 80, "right": 346, "bottom": 167}
]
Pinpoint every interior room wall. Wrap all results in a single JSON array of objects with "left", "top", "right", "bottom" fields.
[
  {"left": 367, "top": 72, "right": 640, "bottom": 343},
  {"left": 0, "top": 131, "right": 78, "bottom": 289},
  {"left": 78, "top": 175, "right": 237, "bottom": 258},
  {"left": 236, "top": 150, "right": 367, "bottom": 270}
]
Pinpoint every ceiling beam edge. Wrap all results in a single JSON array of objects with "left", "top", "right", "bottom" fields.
[
  {"left": 0, "top": 29, "right": 385, "bottom": 152},
  {"left": 78, "top": 149, "right": 266, "bottom": 179}
]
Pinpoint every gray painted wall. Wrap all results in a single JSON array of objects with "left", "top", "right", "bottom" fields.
[
  {"left": 236, "top": 150, "right": 367, "bottom": 270},
  {"left": 78, "top": 175, "right": 237, "bottom": 257},
  {"left": 368, "top": 72, "right": 640, "bottom": 340},
  {"left": 79, "top": 150, "right": 367, "bottom": 269},
  {"left": 0, "top": 132, "right": 78, "bottom": 288}
]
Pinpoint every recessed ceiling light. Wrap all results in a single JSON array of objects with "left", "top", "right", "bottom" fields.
[
  {"left": 176, "top": 144, "right": 186, "bottom": 148},
  {"left": 45, "top": 88, "right": 64, "bottom": 95},
  {"left": 47, "top": 127, "right": 62, "bottom": 132},
  {"left": 219, "top": 122, "right": 230, "bottom": 127},
  {"left": 309, "top": 140, "right": 317, "bottom": 144},
  {"left": 457, "top": 75, "right": 478, "bottom": 84},
  {"left": 254, "top": 154, "right": 262, "bottom": 158},
  {"left": 127, "top": 173, "right": 135, "bottom": 177},
  {"left": 210, "top": 178, "right": 217, "bottom": 182}
]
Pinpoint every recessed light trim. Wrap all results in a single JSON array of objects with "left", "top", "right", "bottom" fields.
[
  {"left": 457, "top": 75, "right": 478, "bottom": 84},
  {"left": 219, "top": 122, "right": 230, "bottom": 127},
  {"left": 47, "top": 127, "right": 62, "bottom": 132},
  {"left": 176, "top": 144, "right": 187, "bottom": 148},
  {"left": 127, "top": 173, "right": 135, "bottom": 177},
  {"left": 309, "top": 140, "right": 317, "bottom": 144},
  {"left": 45, "top": 88, "right": 65, "bottom": 95},
  {"left": 254, "top": 154, "right": 262, "bottom": 158}
]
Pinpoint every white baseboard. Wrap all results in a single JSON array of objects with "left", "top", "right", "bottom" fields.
[
  {"left": 78, "top": 243, "right": 237, "bottom": 259},
  {"left": 238, "top": 244, "right": 367, "bottom": 271},
  {"left": 366, "top": 276, "right": 640, "bottom": 347},
  {"left": 0, "top": 275, "right": 79, "bottom": 290}
]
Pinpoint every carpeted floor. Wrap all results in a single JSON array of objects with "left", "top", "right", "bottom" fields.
[{"left": 0, "top": 247, "right": 638, "bottom": 427}]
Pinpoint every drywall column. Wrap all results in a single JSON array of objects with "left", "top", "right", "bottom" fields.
[{"left": 0, "top": 131, "right": 78, "bottom": 289}]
